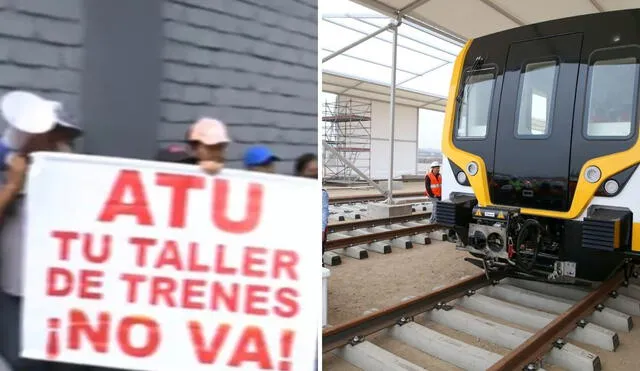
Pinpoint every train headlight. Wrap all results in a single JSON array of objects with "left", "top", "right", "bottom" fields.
[
  {"left": 456, "top": 171, "right": 467, "bottom": 184},
  {"left": 466, "top": 161, "right": 478, "bottom": 176},
  {"left": 584, "top": 166, "right": 601, "bottom": 183},
  {"left": 604, "top": 179, "right": 619, "bottom": 195}
]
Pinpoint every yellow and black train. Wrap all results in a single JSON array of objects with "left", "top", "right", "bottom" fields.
[{"left": 434, "top": 8, "right": 640, "bottom": 283}]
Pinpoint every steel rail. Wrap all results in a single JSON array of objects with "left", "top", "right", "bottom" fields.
[
  {"left": 329, "top": 191, "right": 425, "bottom": 204},
  {"left": 322, "top": 272, "right": 502, "bottom": 352},
  {"left": 487, "top": 269, "right": 625, "bottom": 370},
  {"left": 327, "top": 212, "right": 431, "bottom": 233},
  {"left": 324, "top": 224, "right": 440, "bottom": 251}
]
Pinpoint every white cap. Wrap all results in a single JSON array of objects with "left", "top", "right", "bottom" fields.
[
  {"left": 430, "top": 161, "right": 441, "bottom": 168},
  {"left": 1, "top": 91, "right": 57, "bottom": 134},
  {"left": 0, "top": 90, "right": 82, "bottom": 150}
]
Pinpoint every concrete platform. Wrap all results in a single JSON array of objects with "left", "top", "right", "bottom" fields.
[
  {"left": 346, "top": 230, "right": 391, "bottom": 254},
  {"left": 393, "top": 197, "right": 430, "bottom": 205},
  {"left": 333, "top": 341, "right": 427, "bottom": 371},
  {"left": 424, "top": 307, "right": 600, "bottom": 371},
  {"left": 504, "top": 278, "right": 640, "bottom": 316},
  {"left": 322, "top": 251, "right": 342, "bottom": 266},
  {"left": 387, "top": 322, "right": 501, "bottom": 370},
  {"left": 490, "top": 281, "right": 634, "bottom": 331},
  {"left": 367, "top": 202, "right": 413, "bottom": 218},
  {"left": 454, "top": 293, "right": 618, "bottom": 351}
]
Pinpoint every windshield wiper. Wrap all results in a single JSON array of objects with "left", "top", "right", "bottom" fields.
[{"left": 456, "top": 56, "right": 485, "bottom": 104}]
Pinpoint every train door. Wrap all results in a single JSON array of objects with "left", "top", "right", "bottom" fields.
[{"left": 491, "top": 33, "right": 583, "bottom": 211}]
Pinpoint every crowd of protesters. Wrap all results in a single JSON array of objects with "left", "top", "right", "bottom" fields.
[{"left": 155, "top": 117, "right": 318, "bottom": 179}]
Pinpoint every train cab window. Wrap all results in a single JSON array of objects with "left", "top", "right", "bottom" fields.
[
  {"left": 585, "top": 57, "right": 639, "bottom": 138},
  {"left": 515, "top": 60, "right": 558, "bottom": 137},
  {"left": 456, "top": 71, "right": 495, "bottom": 139}
]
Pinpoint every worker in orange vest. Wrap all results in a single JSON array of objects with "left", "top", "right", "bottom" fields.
[{"left": 424, "top": 161, "right": 442, "bottom": 200}]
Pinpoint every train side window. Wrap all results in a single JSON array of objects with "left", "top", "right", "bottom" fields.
[
  {"left": 585, "top": 57, "right": 639, "bottom": 139},
  {"left": 515, "top": 60, "right": 558, "bottom": 137},
  {"left": 456, "top": 71, "right": 495, "bottom": 139}
]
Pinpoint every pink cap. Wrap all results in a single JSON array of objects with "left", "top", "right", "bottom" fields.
[{"left": 187, "top": 117, "right": 230, "bottom": 145}]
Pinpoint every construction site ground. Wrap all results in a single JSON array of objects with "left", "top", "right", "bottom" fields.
[{"left": 322, "top": 185, "right": 640, "bottom": 371}]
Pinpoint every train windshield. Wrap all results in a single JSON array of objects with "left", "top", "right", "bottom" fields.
[
  {"left": 456, "top": 71, "right": 494, "bottom": 139},
  {"left": 585, "top": 57, "right": 639, "bottom": 138},
  {"left": 515, "top": 60, "right": 558, "bottom": 137}
]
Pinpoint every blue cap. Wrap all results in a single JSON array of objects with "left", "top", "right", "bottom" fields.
[{"left": 244, "top": 145, "right": 280, "bottom": 167}]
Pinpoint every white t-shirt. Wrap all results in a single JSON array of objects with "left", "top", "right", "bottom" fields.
[{"left": 0, "top": 195, "right": 25, "bottom": 297}]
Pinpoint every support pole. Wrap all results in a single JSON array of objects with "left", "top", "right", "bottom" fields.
[
  {"left": 322, "top": 22, "right": 395, "bottom": 63},
  {"left": 387, "top": 18, "right": 400, "bottom": 204}
]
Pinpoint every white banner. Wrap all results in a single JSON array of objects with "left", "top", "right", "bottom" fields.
[{"left": 21, "top": 152, "right": 319, "bottom": 371}]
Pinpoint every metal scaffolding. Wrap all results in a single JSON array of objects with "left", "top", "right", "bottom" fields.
[{"left": 322, "top": 100, "right": 372, "bottom": 185}]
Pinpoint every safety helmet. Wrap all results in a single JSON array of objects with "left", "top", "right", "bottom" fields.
[{"left": 430, "top": 161, "right": 440, "bottom": 168}]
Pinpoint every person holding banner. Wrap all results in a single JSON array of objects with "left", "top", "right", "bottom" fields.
[
  {"left": 20, "top": 141, "right": 319, "bottom": 371},
  {"left": 186, "top": 117, "right": 230, "bottom": 175},
  {"left": 0, "top": 91, "right": 83, "bottom": 371}
]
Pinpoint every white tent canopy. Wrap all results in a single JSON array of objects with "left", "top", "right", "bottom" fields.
[
  {"left": 321, "top": 1, "right": 462, "bottom": 98},
  {"left": 322, "top": 0, "right": 640, "bottom": 102},
  {"left": 350, "top": 0, "right": 639, "bottom": 41},
  {"left": 323, "top": 71, "right": 447, "bottom": 111}
]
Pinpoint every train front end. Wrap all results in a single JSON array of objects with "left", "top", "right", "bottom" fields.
[{"left": 434, "top": 9, "right": 640, "bottom": 283}]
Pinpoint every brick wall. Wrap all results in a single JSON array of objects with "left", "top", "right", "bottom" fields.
[
  {"left": 0, "top": 0, "right": 83, "bottom": 121},
  {"left": 0, "top": 0, "right": 318, "bottom": 174},
  {"left": 160, "top": 0, "right": 318, "bottom": 173}
]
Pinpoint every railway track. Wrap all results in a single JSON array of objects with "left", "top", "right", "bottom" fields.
[
  {"left": 323, "top": 269, "right": 640, "bottom": 371},
  {"left": 330, "top": 202, "right": 431, "bottom": 222},
  {"left": 325, "top": 223, "right": 442, "bottom": 251},
  {"left": 323, "top": 210, "right": 450, "bottom": 266},
  {"left": 327, "top": 212, "right": 433, "bottom": 234},
  {"left": 329, "top": 192, "right": 425, "bottom": 205}
]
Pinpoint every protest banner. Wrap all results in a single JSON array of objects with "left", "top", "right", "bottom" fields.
[{"left": 21, "top": 152, "right": 319, "bottom": 371}]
